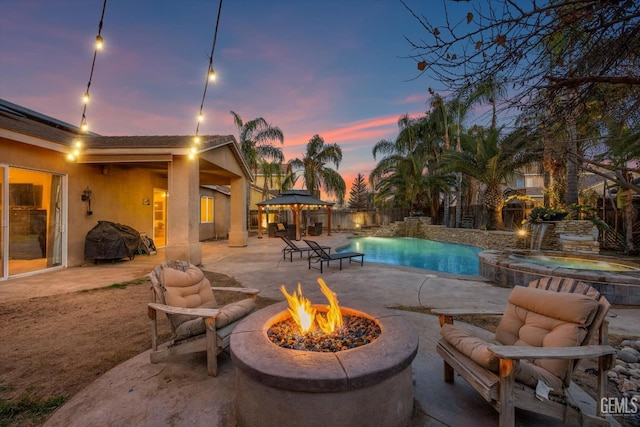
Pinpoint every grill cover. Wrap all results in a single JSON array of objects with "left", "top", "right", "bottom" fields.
[{"left": 84, "top": 221, "right": 140, "bottom": 261}]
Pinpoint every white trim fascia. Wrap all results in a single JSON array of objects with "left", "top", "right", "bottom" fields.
[{"left": 0, "top": 129, "right": 68, "bottom": 152}]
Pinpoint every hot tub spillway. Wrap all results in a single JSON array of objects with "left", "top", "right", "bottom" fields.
[{"left": 231, "top": 302, "right": 419, "bottom": 427}]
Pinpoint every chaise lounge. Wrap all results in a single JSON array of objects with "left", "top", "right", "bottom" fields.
[
  {"left": 279, "top": 236, "right": 330, "bottom": 261},
  {"left": 304, "top": 239, "right": 364, "bottom": 273}
]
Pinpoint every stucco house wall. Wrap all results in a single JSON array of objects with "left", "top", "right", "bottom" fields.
[
  {"left": 2, "top": 139, "right": 170, "bottom": 266},
  {"left": 199, "top": 187, "right": 231, "bottom": 241},
  {"left": 0, "top": 99, "right": 252, "bottom": 279},
  {"left": 70, "top": 164, "right": 167, "bottom": 266}
]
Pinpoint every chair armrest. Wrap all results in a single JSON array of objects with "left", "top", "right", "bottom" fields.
[
  {"left": 432, "top": 308, "right": 504, "bottom": 316},
  {"left": 433, "top": 308, "right": 504, "bottom": 327},
  {"left": 148, "top": 302, "right": 220, "bottom": 319},
  {"left": 488, "top": 344, "right": 616, "bottom": 360},
  {"left": 210, "top": 287, "right": 260, "bottom": 296}
]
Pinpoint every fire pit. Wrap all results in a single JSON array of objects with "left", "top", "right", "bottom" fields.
[{"left": 231, "top": 280, "right": 418, "bottom": 427}]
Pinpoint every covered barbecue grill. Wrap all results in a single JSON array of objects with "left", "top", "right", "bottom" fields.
[{"left": 84, "top": 221, "right": 141, "bottom": 263}]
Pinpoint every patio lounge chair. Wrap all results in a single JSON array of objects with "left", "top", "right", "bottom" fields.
[
  {"left": 432, "top": 277, "right": 615, "bottom": 427},
  {"left": 148, "top": 260, "right": 260, "bottom": 376},
  {"left": 280, "top": 235, "right": 330, "bottom": 261},
  {"left": 304, "top": 239, "right": 364, "bottom": 273}
]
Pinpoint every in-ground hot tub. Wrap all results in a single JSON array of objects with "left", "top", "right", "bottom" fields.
[
  {"left": 230, "top": 302, "right": 419, "bottom": 427},
  {"left": 479, "top": 250, "right": 640, "bottom": 305}
]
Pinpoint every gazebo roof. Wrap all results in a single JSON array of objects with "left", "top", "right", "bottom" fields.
[{"left": 257, "top": 190, "right": 335, "bottom": 208}]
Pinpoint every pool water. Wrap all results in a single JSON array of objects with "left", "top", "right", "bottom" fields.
[
  {"left": 337, "top": 237, "right": 483, "bottom": 275},
  {"left": 510, "top": 254, "right": 640, "bottom": 272}
]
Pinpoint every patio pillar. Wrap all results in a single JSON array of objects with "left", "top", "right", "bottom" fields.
[
  {"left": 292, "top": 204, "right": 302, "bottom": 240},
  {"left": 257, "top": 205, "right": 264, "bottom": 238},
  {"left": 166, "top": 154, "right": 202, "bottom": 265},
  {"left": 326, "top": 205, "right": 332, "bottom": 236},
  {"left": 228, "top": 176, "right": 248, "bottom": 246}
]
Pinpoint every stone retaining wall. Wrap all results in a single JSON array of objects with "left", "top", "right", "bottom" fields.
[
  {"left": 370, "top": 217, "right": 518, "bottom": 250},
  {"left": 527, "top": 220, "right": 600, "bottom": 254},
  {"left": 366, "top": 218, "right": 601, "bottom": 253}
]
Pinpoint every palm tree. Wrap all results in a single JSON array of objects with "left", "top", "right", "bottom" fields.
[
  {"left": 230, "top": 111, "right": 284, "bottom": 229},
  {"left": 370, "top": 114, "right": 427, "bottom": 209},
  {"left": 230, "top": 111, "right": 285, "bottom": 177},
  {"left": 370, "top": 113, "right": 455, "bottom": 218},
  {"left": 288, "top": 134, "right": 346, "bottom": 203},
  {"left": 442, "top": 127, "right": 542, "bottom": 230}
]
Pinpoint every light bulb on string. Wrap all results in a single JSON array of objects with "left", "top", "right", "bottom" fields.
[
  {"left": 81, "top": 120, "right": 88, "bottom": 132},
  {"left": 190, "top": 0, "right": 222, "bottom": 161},
  {"left": 74, "top": 139, "right": 82, "bottom": 148},
  {"left": 95, "top": 35, "right": 104, "bottom": 50},
  {"left": 82, "top": 92, "right": 90, "bottom": 104}
]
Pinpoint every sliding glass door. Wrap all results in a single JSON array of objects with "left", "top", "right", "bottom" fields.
[
  {"left": 0, "top": 166, "right": 5, "bottom": 278},
  {"left": 3, "top": 167, "right": 65, "bottom": 277}
]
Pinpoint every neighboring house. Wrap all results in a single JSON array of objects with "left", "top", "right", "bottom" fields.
[
  {"left": 507, "top": 163, "right": 607, "bottom": 203},
  {"left": 0, "top": 99, "right": 252, "bottom": 280}
]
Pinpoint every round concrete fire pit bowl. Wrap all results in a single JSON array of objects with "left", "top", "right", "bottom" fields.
[{"left": 231, "top": 302, "right": 419, "bottom": 427}]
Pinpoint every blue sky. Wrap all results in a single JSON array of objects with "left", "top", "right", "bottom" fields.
[{"left": 0, "top": 0, "right": 472, "bottom": 197}]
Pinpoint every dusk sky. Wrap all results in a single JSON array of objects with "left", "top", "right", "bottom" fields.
[{"left": 0, "top": 0, "right": 472, "bottom": 199}]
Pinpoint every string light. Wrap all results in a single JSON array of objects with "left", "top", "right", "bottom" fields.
[
  {"left": 95, "top": 35, "right": 104, "bottom": 50},
  {"left": 191, "top": 0, "right": 224, "bottom": 158},
  {"left": 68, "top": 0, "right": 107, "bottom": 161}
]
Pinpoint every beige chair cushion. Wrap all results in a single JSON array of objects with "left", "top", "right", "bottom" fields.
[
  {"left": 173, "top": 298, "right": 256, "bottom": 339},
  {"left": 495, "top": 286, "right": 599, "bottom": 383},
  {"left": 440, "top": 324, "right": 566, "bottom": 393},
  {"left": 214, "top": 298, "right": 256, "bottom": 328},
  {"left": 440, "top": 285, "right": 599, "bottom": 390},
  {"left": 441, "top": 324, "right": 499, "bottom": 371},
  {"left": 159, "top": 262, "right": 256, "bottom": 339},
  {"left": 515, "top": 359, "right": 564, "bottom": 392},
  {"left": 160, "top": 263, "right": 217, "bottom": 334}
]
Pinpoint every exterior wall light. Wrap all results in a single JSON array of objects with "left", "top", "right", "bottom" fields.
[{"left": 82, "top": 187, "right": 93, "bottom": 215}]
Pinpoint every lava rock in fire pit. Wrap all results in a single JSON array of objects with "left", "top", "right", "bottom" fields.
[{"left": 267, "top": 315, "right": 381, "bottom": 352}]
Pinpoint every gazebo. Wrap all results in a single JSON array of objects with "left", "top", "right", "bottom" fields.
[{"left": 256, "top": 190, "right": 335, "bottom": 240}]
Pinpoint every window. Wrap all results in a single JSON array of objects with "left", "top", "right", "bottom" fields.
[{"left": 200, "top": 196, "right": 214, "bottom": 223}]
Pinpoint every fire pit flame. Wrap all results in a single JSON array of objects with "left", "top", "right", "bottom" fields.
[
  {"left": 279, "top": 278, "right": 343, "bottom": 334},
  {"left": 316, "top": 278, "right": 343, "bottom": 333},
  {"left": 280, "top": 283, "right": 317, "bottom": 333}
]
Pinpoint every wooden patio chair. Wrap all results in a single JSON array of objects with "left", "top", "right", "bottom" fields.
[
  {"left": 433, "top": 277, "right": 616, "bottom": 427},
  {"left": 148, "top": 260, "right": 260, "bottom": 376}
]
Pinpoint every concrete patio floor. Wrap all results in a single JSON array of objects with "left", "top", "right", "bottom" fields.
[{"left": 3, "top": 233, "right": 634, "bottom": 426}]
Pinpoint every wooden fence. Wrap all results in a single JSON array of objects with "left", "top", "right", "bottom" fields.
[{"left": 250, "top": 199, "right": 638, "bottom": 251}]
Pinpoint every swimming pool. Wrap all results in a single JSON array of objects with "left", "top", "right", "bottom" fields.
[{"left": 337, "top": 237, "right": 483, "bottom": 275}]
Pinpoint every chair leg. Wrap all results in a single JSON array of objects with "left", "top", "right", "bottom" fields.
[
  {"left": 498, "top": 359, "right": 516, "bottom": 427},
  {"left": 205, "top": 319, "right": 218, "bottom": 377},
  {"left": 444, "top": 361, "right": 454, "bottom": 382}
]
